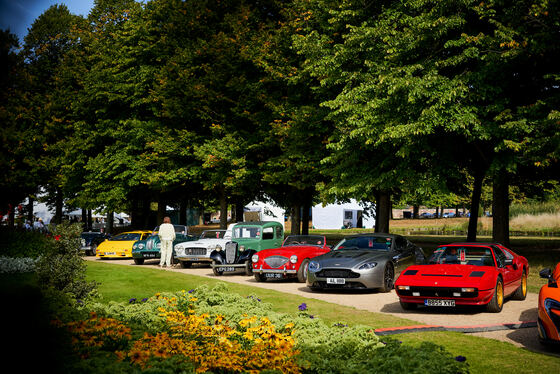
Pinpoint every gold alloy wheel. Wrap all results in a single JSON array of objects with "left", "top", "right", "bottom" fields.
[
  {"left": 521, "top": 272, "right": 527, "bottom": 296},
  {"left": 497, "top": 280, "right": 504, "bottom": 308}
]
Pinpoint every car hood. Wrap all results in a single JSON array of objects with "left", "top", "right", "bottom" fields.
[
  {"left": 175, "top": 238, "right": 229, "bottom": 248},
  {"left": 314, "top": 250, "right": 391, "bottom": 268},
  {"left": 396, "top": 264, "right": 496, "bottom": 289},
  {"left": 258, "top": 245, "right": 324, "bottom": 257},
  {"left": 98, "top": 240, "right": 135, "bottom": 250}
]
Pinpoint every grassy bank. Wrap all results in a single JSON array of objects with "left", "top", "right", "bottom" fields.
[{"left": 81, "top": 261, "right": 560, "bottom": 373}]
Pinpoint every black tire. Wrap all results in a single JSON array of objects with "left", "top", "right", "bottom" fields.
[
  {"left": 133, "top": 258, "right": 144, "bottom": 265},
  {"left": 254, "top": 272, "right": 266, "bottom": 282},
  {"left": 511, "top": 269, "right": 527, "bottom": 300},
  {"left": 244, "top": 260, "right": 253, "bottom": 276},
  {"left": 297, "top": 259, "right": 310, "bottom": 283},
  {"left": 399, "top": 300, "right": 417, "bottom": 310},
  {"left": 180, "top": 261, "right": 192, "bottom": 269},
  {"left": 378, "top": 263, "right": 395, "bottom": 293},
  {"left": 212, "top": 261, "right": 223, "bottom": 276},
  {"left": 91, "top": 244, "right": 98, "bottom": 256},
  {"left": 486, "top": 277, "right": 504, "bottom": 313}
]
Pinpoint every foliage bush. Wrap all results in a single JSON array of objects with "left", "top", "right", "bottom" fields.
[
  {"left": 63, "top": 283, "right": 469, "bottom": 374},
  {"left": 35, "top": 222, "right": 98, "bottom": 300},
  {"left": 0, "top": 227, "right": 55, "bottom": 258}
]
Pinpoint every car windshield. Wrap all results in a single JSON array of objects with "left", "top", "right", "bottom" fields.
[
  {"left": 429, "top": 246, "right": 495, "bottom": 266},
  {"left": 200, "top": 230, "right": 227, "bottom": 239},
  {"left": 283, "top": 235, "right": 325, "bottom": 247},
  {"left": 110, "top": 233, "right": 142, "bottom": 241},
  {"left": 333, "top": 236, "right": 392, "bottom": 251},
  {"left": 81, "top": 232, "right": 102, "bottom": 239},
  {"left": 233, "top": 226, "right": 261, "bottom": 239}
]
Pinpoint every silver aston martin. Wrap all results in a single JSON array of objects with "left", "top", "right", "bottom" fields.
[{"left": 306, "top": 234, "right": 425, "bottom": 292}]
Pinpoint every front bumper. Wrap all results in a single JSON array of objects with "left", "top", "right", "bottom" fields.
[
  {"left": 132, "top": 251, "right": 160, "bottom": 259},
  {"left": 306, "top": 267, "right": 384, "bottom": 289},
  {"left": 176, "top": 255, "right": 212, "bottom": 262},
  {"left": 96, "top": 251, "right": 131, "bottom": 258},
  {"left": 396, "top": 287, "right": 494, "bottom": 306}
]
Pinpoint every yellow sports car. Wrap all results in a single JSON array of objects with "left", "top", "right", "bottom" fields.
[{"left": 96, "top": 231, "right": 152, "bottom": 258}]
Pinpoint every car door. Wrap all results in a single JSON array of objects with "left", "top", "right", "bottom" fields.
[
  {"left": 392, "top": 236, "right": 415, "bottom": 273},
  {"left": 492, "top": 246, "right": 518, "bottom": 295}
]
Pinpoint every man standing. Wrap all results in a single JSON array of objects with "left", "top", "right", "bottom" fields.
[{"left": 158, "top": 217, "right": 176, "bottom": 268}]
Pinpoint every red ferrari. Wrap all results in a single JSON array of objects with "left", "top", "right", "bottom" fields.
[
  {"left": 395, "top": 243, "right": 528, "bottom": 312},
  {"left": 251, "top": 235, "right": 330, "bottom": 283},
  {"left": 538, "top": 262, "right": 560, "bottom": 345}
]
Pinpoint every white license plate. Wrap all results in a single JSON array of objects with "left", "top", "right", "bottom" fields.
[
  {"left": 104, "top": 252, "right": 115, "bottom": 255},
  {"left": 327, "top": 278, "right": 345, "bottom": 285},
  {"left": 223, "top": 267, "right": 236, "bottom": 272},
  {"left": 424, "top": 299, "right": 456, "bottom": 307},
  {"left": 191, "top": 258, "right": 199, "bottom": 261},
  {"left": 265, "top": 273, "right": 282, "bottom": 279}
]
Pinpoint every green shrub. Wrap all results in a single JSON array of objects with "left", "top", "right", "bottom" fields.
[
  {"left": 0, "top": 227, "right": 55, "bottom": 258},
  {"left": 35, "top": 222, "right": 98, "bottom": 300}
]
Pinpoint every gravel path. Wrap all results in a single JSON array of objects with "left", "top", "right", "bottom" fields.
[{"left": 87, "top": 257, "right": 559, "bottom": 356}]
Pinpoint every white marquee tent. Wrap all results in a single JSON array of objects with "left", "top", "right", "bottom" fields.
[{"left": 312, "top": 199, "right": 375, "bottom": 230}]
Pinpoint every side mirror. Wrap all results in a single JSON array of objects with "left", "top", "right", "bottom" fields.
[{"left": 540, "top": 268, "right": 552, "bottom": 279}]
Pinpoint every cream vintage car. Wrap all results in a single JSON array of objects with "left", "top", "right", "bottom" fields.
[{"left": 174, "top": 224, "right": 234, "bottom": 268}]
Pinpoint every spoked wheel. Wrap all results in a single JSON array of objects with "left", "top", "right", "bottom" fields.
[
  {"left": 212, "top": 261, "right": 223, "bottom": 276},
  {"left": 254, "top": 272, "right": 266, "bottom": 282},
  {"left": 133, "top": 258, "right": 144, "bottom": 265},
  {"left": 244, "top": 260, "right": 253, "bottom": 276},
  {"left": 379, "top": 263, "right": 394, "bottom": 293},
  {"left": 297, "top": 259, "right": 310, "bottom": 283},
  {"left": 512, "top": 269, "right": 527, "bottom": 300},
  {"left": 180, "top": 261, "right": 192, "bottom": 269},
  {"left": 486, "top": 277, "right": 504, "bottom": 313}
]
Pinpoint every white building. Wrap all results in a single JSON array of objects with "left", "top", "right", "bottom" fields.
[
  {"left": 312, "top": 199, "right": 375, "bottom": 229},
  {"left": 244, "top": 200, "right": 285, "bottom": 227}
]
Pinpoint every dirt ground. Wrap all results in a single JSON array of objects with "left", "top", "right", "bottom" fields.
[{"left": 87, "top": 257, "right": 560, "bottom": 357}]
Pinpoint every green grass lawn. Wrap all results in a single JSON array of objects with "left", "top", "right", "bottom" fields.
[{"left": 85, "top": 261, "right": 560, "bottom": 374}]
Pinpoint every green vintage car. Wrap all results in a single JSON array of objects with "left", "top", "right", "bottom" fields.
[
  {"left": 210, "top": 221, "right": 284, "bottom": 276},
  {"left": 131, "top": 225, "right": 198, "bottom": 265}
]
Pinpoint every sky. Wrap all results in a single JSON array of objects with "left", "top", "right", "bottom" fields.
[{"left": 0, "top": 0, "right": 95, "bottom": 44}]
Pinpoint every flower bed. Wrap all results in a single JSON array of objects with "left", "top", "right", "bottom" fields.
[{"left": 53, "top": 283, "right": 469, "bottom": 373}]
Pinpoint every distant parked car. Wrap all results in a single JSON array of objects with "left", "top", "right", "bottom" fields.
[
  {"left": 174, "top": 224, "right": 234, "bottom": 268},
  {"left": 96, "top": 231, "right": 152, "bottom": 258},
  {"left": 307, "top": 234, "right": 425, "bottom": 292},
  {"left": 210, "top": 221, "right": 284, "bottom": 276},
  {"left": 131, "top": 225, "right": 197, "bottom": 265},
  {"left": 538, "top": 263, "right": 560, "bottom": 345},
  {"left": 442, "top": 212, "right": 456, "bottom": 218},
  {"left": 251, "top": 235, "right": 331, "bottom": 283},
  {"left": 420, "top": 212, "right": 434, "bottom": 218},
  {"left": 80, "top": 231, "right": 110, "bottom": 256},
  {"left": 395, "top": 242, "right": 528, "bottom": 312}
]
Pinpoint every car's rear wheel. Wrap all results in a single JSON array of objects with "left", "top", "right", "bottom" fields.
[
  {"left": 180, "top": 261, "right": 192, "bottom": 269},
  {"left": 254, "top": 272, "right": 266, "bottom": 282},
  {"left": 399, "top": 300, "right": 417, "bottom": 310},
  {"left": 379, "top": 263, "right": 394, "bottom": 292},
  {"left": 297, "top": 259, "right": 310, "bottom": 283},
  {"left": 511, "top": 269, "right": 527, "bottom": 300},
  {"left": 486, "top": 277, "right": 504, "bottom": 313},
  {"left": 133, "top": 258, "right": 144, "bottom": 265}
]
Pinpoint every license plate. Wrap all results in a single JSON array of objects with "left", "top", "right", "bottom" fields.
[
  {"left": 146, "top": 254, "right": 156, "bottom": 258},
  {"left": 424, "top": 299, "right": 456, "bottom": 307},
  {"left": 327, "top": 278, "right": 345, "bottom": 285},
  {"left": 223, "top": 267, "right": 236, "bottom": 272},
  {"left": 105, "top": 252, "right": 115, "bottom": 255},
  {"left": 265, "top": 273, "right": 282, "bottom": 279},
  {"left": 191, "top": 258, "right": 199, "bottom": 261}
]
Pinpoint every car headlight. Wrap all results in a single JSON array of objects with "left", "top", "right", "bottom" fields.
[
  {"left": 215, "top": 245, "right": 222, "bottom": 251},
  {"left": 358, "top": 262, "right": 377, "bottom": 270},
  {"left": 239, "top": 245, "right": 245, "bottom": 252},
  {"left": 81, "top": 239, "right": 86, "bottom": 246},
  {"left": 290, "top": 255, "right": 298, "bottom": 264},
  {"left": 308, "top": 261, "right": 321, "bottom": 273},
  {"left": 138, "top": 243, "right": 144, "bottom": 250},
  {"left": 133, "top": 244, "right": 137, "bottom": 249},
  {"left": 252, "top": 254, "right": 259, "bottom": 263}
]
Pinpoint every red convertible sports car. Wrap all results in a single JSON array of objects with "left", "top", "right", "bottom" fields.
[
  {"left": 251, "top": 235, "right": 330, "bottom": 283},
  {"left": 538, "top": 262, "right": 560, "bottom": 345},
  {"left": 395, "top": 242, "right": 528, "bottom": 312}
]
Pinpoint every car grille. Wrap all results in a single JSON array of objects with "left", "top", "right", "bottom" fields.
[
  {"left": 183, "top": 247, "right": 206, "bottom": 256},
  {"left": 147, "top": 240, "right": 154, "bottom": 250},
  {"left": 316, "top": 269, "right": 360, "bottom": 278},
  {"left": 398, "top": 286, "right": 478, "bottom": 298},
  {"left": 264, "top": 256, "right": 288, "bottom": 268},
  {"left": 225, "top": 242, "right": 237, "bottom": 264}
]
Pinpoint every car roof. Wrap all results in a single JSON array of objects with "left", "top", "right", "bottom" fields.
[
  {"left": 345, "top": 233, "right": 397, "bottom": 238},
  {"left": 233, "top": 221, "right": 283, "bottom": 228}
]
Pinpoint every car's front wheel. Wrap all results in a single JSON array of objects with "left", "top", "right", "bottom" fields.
[
  {"left": 399, "top": 300, "right": 417, "bottom": 310},
  {"left": 378, "top": 263, "right": 394, "bottom": 292},
  {"left": 254, "top": 272, "right": 266, "bottom": 282},
  {"left": 133, "top": 258, "right": 144, "bottom": 265},
  {"left": 212, "top": 261, "right": 223, "bottom": 276},
  {"left": 180, "top": 261, "right": 192, "bottom": 269},
  {"left": 486, "top": 277, "right": 504, "bottom": 313},
  {"left": 244, "top": 260, "right": 253, "bottom": 276}
]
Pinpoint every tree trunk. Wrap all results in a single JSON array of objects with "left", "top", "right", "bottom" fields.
[
  {"left": 467, "top": 172, "right": 484, "bottom": 242},
  {"left": 179, "top": 199, "right": 187, "bottom": 226},
  {"left": 302, "top": 201, "right": 310, "bottom": 235},
  {"left": 53, "top": 188, "right": 63, "bottom": 224},
  {"left": 375, "top": 191, "right": 391, "bottom": 233},
  {"left": 290, "top": 204, "right": 301, "bottom": 235},
  {"left": 413, "top": 205, "right": 419, "bottom": 219},
  {"left": 88, "top": 209, "right": 92, "bottom": 231},
  {"left": 82, "top": 208, "right": 87, "bottom": 230},
  {"left": 27, "top": 196, "right": 34, "bottom": 223},
  {"left": 219, "top": 188, "right": 228, "bottom": 230},
  {"left": 234, "top": 198, "right": 245, "bottom": 223},
  {"left": 106, "top": 211, "right": 114, "bottom": 234},
  {"left": 492, "top": 169, "right": 510, "bottom": 246},
  {"left": 157, "top": 195, "right": 166, "bottom": 225}
]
